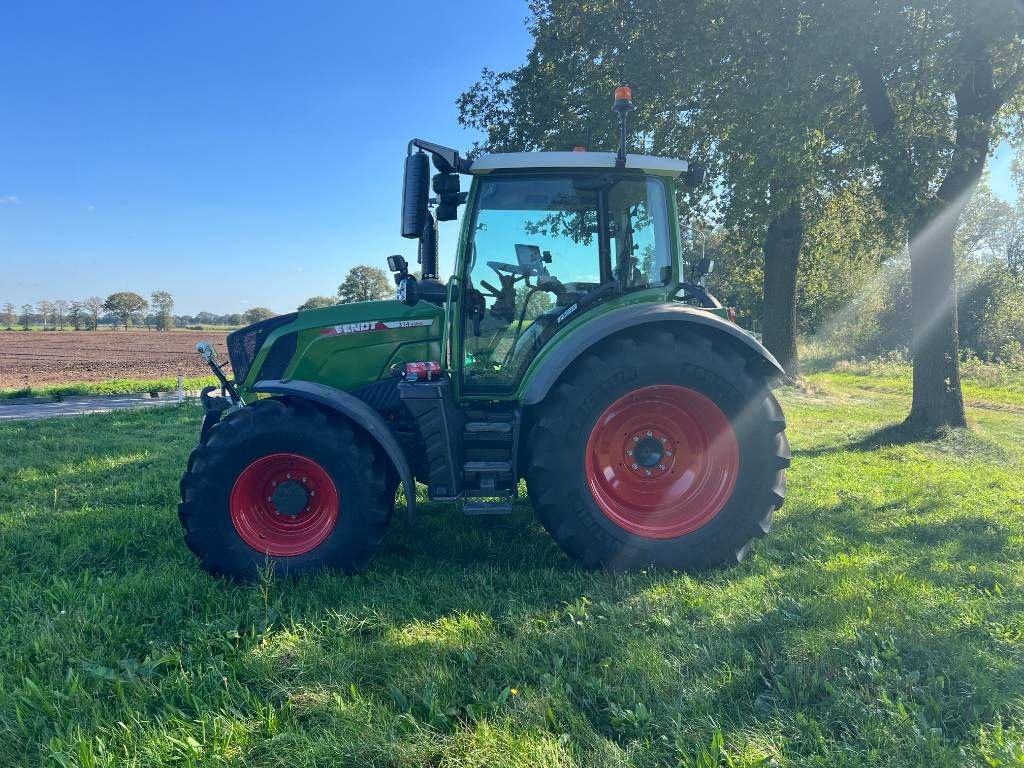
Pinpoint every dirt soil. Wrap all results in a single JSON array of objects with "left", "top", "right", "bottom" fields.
[{"left": 0, "top": 331, "right": 230, "bottom": 388}]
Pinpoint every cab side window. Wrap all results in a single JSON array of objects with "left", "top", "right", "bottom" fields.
[{"left": 610, "top": 178, "right": 671, "bottom": 288}]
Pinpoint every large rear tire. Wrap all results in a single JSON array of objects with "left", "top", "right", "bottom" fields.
[
  {"left": 179, "top": 398, "right": 394, "bottom": 579},
  {"left": 524, "top": 329, "right": 789, "bottom": 570}
]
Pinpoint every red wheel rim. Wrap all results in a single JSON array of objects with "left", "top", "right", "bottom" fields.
[
  {"left": 230, "top": 453, "right": 339, "bottom": 557},
  {"left": 585, "top": 385, "right": 739, "bottom": 538}
]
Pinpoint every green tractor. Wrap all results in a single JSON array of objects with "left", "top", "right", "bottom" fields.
[{"left": 180, "top": 88, "right": 789, "bottom": 579}]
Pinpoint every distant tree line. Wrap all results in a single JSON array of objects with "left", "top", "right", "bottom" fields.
[
  {"left": 3, "top": 265, "right": 397, "bottom": 332},
  {"left": 1, "top": 291, "right": 276, "bottom": 331}
]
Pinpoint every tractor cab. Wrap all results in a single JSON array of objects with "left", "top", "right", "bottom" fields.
[
  {"left": 457, "top": 153, "right": 684, "bottom": 394},
  {"left": 391, "top": 139, "right": 706, "bottom": 399}
]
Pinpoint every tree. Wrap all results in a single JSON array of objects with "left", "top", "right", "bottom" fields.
[
  {"left": 2, "top": 303, "right": 14, "bottom": 329},
  {"left": 843, "top": 0, "right": 1024, "bottom": 431},
  {"left": 20, "top": 304, "right": 32, "bottom": 331},
  {"left": 85, "top": 296, "right": 104, "bottom": 330},
  {"left": 457, "top": 0, "right": 855, "bottom": 377},
  {"left": 151, "top": 290, "right": 175, "bottom": 331},
  {"left": 242, "top": 307, "right": 275, "bottom": 324},
  {"left": 36, "top": 300, "right": 53, "bottom": 330},
  {"left": 53, "top": 299, "right": 69, "bottom": 330},
  {"left": 297, "top": 295, "right": 338, "bottom": 311},
  {"left": 68, "top": 300, "right": 83, "bottom": 330},
  {"left": 337, "top": 265, "right": 392, "bottom": 304},
  {"left": 102, "top": 292, "right": 148, "bottom": 330}
]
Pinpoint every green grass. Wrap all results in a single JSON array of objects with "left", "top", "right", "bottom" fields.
[
  {"left": 0, "top": 377, "right": 221, "bottom": 400},
  {"left": 1, "top": 374, "right": 1023, "bottom": 766}
]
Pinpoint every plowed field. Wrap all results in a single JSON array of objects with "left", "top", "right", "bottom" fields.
[{"left": 0, "top": 331, "right": 230, "bottom": 388}]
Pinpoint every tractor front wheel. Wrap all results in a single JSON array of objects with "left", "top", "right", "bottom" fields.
[
  {"left": 179, "top": 397, "right": 394, "bottom": 579},
  {"left": 525, "top": 329, "right": 789, "bottom": 570}
]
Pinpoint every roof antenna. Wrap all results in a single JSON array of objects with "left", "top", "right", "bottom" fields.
[{"left": 612, "top": 85, "right": 633, "bottom": 169}]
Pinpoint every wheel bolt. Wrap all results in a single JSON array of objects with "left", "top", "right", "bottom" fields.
[
  {"left": 302, "top": 477, "right": 307, "bottom": 483},
  {"left": 632, "top": 435, "right": 640, "bottom": 443},
  {"left": 658, "top": 464, "right": 666, "bottom": 470},
  {"left": 286, "top": 473, "right": 292, "bottom": 479},
  {"left": 666, "top": 451, "right": 673, "bottom": 457},
  {"left": 266, "top": 496, "right": 272, "bottom": 502},
  {"left": 644, "top": 469, "right": 652, "bottom": 476},
  {"left": 626, "top": 449, "right": 633, "bottom": 456},
  {"left": 646, "top": 430, "right": 653, "bottom": 437},
  {"left": 631, "top": 463, "right": 639, "bottom": 470}
]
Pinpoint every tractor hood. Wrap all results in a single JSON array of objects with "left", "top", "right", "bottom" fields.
[{"left": 233, "top": 299, "right": 445, "bottom": 395}]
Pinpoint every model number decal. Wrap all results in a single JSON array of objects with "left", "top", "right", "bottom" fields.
[
  {"left": 321, "top": 319, "right": 434, "bottom": 336},
  {"left": 557, "top": 303, "right": 579, "bottom": 324}
]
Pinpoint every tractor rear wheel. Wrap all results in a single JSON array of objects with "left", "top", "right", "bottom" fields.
[
  {"left": 524, "top": 329, "right": 789, "bottom": 570},
  {"left": 179, "top": 397, "right": 394, "bottom": 579}
]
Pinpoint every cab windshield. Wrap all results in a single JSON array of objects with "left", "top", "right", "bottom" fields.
[{"left": 462, "top": 173, "right": 671, "bottom": 392}]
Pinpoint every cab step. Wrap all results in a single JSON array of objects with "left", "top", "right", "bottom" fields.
[
  {"left": 462, "top": 494, "right": 514, "bottom": 515},
  {"left": 464, "top": 421, "right": 512, "bottom": 434},
  {"left": 463, "top": 460, "right": 513, "bottom": 473}
]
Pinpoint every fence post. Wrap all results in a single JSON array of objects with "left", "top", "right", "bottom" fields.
[{"left": 177, "top": 374, "right": 184, "bottom": 403}]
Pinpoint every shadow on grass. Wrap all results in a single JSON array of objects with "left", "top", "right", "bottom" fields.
[{"left": 795, "top": 419, "right": 1017, "bottom": 466}]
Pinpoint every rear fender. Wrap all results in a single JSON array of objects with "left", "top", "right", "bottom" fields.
[
  {"left": 520, "top": 303, "right": 784, "bottom": 406},
  {"left": 251, "top": 379, "right": 415, "bottom": 521}
]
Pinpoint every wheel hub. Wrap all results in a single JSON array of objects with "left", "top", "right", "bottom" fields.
[
  {"left": 625, "top": 431, "right": 675, "bottom": 477},
  {"left": 271, "top": 479, "right": 310, "bottom": 517}
]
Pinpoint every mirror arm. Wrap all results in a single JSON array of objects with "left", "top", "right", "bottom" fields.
[{"left": 408, "top": 139, "right": 473, "bottom": 174}]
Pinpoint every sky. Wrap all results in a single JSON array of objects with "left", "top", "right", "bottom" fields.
[
  {"left": 0, "top": 3, "right": 1020, "bottom": 316},
  {"left": 0, "top": 1, "right": 533, "bottom": 315}
]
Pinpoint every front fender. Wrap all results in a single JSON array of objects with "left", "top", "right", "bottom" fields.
[
  {"left": 520, "top": 303, "right": 784, "bottom": 406},
  {"left": 251, "top": 379, "right": 415, "bottom": 520}
]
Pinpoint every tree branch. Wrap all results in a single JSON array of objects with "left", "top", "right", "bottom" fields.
[{"left": 853, "top": 56, "right": 897, "bottom": 137}]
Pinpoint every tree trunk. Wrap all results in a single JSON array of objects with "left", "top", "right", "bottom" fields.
[
  {"left": 904, "top": 32, "right": 1000, "bottom": 433},
  {"left": 762, "top": 200, "right": 803, "bottom": 377},
  {"left": 905, "top": 205, "right": 967, "bottom": 431}
]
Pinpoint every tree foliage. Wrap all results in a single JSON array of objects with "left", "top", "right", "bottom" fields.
[
  {"left": 460, "top": 0, "right": 1024, "bottom": 423},
  {"left": 102, "top": 292, "right": 148, "bottom": 331},
  {"left": 84, "top": 297, "right": 104, "bottom": 330},
  {"left": 457, "top": 0, "right": 864, "bottom": 376},
  {"left": 337, "top": 266, "right": 392, "bottom": 304},
  {"left": 150, "top": 291, "right": 175, "bottom": 331},
  {"left": 242, "top": 307, "right": 275, "bottom": 324},
  {"left": 297, "top": 296, "right": 338, "bottom": 311}
]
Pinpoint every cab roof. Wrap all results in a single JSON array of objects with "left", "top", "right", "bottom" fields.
[{"left": 469, "top": 151, "right": 688, "bottom": 177}]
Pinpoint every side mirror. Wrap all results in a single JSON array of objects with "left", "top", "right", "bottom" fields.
[
  {"left": 695, "top": 256, "right": 715, "bottom": 279},
  {"left": 196, "top": 341, "right": 217, "bottom": 363},
  {"left": 433, "top": 172, "right": 462, "bottom": 222},
  {"left": 387, "top": 254, "right": 408, "bottom": 273},
  {"left": 401, "top": 152, "right": 430, "bottom": 238},
  {"left": 683, "top": 162, "right": 706, "bottom": 188}
]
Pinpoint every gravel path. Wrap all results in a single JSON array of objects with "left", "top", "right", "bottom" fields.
[{"left": 0, "top": 393, "right": 191, "bottom": 421}]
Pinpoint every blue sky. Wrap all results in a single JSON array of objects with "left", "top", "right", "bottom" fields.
[
  {"left": 0, "top": 1, "right": 533, "bottom": 315},
  {"left": 0, "top": 3, "right": 1019, "bottom": 316}
]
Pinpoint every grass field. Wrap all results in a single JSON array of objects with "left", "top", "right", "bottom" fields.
[
  {"left": 1, "top": 373, "right": 1023, "bottom": 766},
  {"left": 0, "top": 377, "right": 221, "bottom": 401}
]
